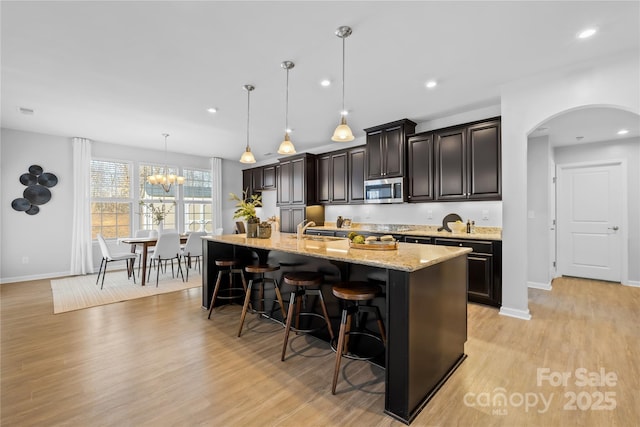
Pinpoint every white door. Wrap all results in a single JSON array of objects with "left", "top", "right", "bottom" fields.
[{"left": 557, "top": 162, "right": 624, "bottom": 282}]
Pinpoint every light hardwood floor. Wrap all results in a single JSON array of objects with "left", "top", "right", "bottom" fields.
[{"left": 1, "top": 276, "right": 638, "bottom": 426}]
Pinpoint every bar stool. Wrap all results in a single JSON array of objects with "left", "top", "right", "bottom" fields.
[
  {"left": 237, "top": 264, "right": 287, "bottom": 337},
  {"left": 207, "top": 259, "right": 248, "bottom": 319},
  {"left": 281, "top": 271, "right": 335, "bottom": 361},
  {"left": 331, "top": 281, "right": 386, "bottom": 394}
]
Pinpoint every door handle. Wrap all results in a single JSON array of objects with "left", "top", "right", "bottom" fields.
[{"left": 608, "top": 226, "right": 619, "bottom": 231}]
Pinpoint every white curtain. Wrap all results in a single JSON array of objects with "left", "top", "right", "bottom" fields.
[
  {"left": 211, "top": 157, "right": 223, "bottom": 234},
  {"left": 70, "top": 137, "right": 94, "bottom": 275}
]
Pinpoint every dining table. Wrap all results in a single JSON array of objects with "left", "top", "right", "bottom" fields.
[{"left": 119, "top": 235, "right": 188, "bottom": 286}]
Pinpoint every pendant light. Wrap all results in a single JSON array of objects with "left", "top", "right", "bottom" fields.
[
  {"left": 239, "top": 84, "right": 256, "bottom": 164},
  {"left": 331, "top": 25, "right": 355, "bottom": 142},
  {"left": 278, "top": 60, "right": 296, "bottom": 155},
  {"left": 147, "top": 133, "right": 185, "bottom": 192}
]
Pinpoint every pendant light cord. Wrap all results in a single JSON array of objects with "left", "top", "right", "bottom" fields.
[
  {"left": 341, "top": 36, "right": 346, "bottom": 114},
  {"left": 285, "top": 67, "right": 290, "bottom": 132},
  {"left": 246, "top": 89, "right": 251, "bottom": 150}
]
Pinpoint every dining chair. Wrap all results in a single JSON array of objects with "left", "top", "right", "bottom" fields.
[
  {"left": 181, "top": 231, "right": 206, "bottom": 281},
  {"left": 148, "top": 232, "right": 184, "bottom": 286},
  {"left": 134, "top": 229, "right": 153, "bottom": 277},
  {"left": 96, "top": 233, "right": 138, "bottom": 289}
]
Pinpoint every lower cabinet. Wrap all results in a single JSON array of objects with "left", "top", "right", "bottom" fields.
[
  {"left": 403, "top": 235, "right": 501, "bottom": 307},
  {"left": 280, "top": 207, "right": 305, "bottom": 233}
]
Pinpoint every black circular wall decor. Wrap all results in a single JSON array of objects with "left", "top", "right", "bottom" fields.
[
  {"left": 28, "top": 165, "right": 43, "bottom": 176},
  {"left": 24, "top": 185, "right": 52, "bottom": 205},
  {"left": 26, "top": 205, "right": 40, "bottom": 215},
  {"left": 12, "top": 164, "right": 58, "bottom": 215},
  {"left": 38, "top": 173, "right": 59, "bottom": 187},
  {"left": 11, "top": 198, "right": 31, "bottom": 211},
  {"left": 19, "top": 173, "right": 38, "bottom": 185}
]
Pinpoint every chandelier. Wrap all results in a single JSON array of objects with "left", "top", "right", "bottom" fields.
[{"left": 147, "top": 133, "right": 185, "bottom": 192}]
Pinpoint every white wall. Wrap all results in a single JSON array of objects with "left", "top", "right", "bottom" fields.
[
  {"left": 527, "top": 136, "right": 553, "bottom": 288},
  {"left": 1, "top": 129, "right": 74, "bottom": 282},
  {"left": 554, "top": 138, "right": 640, "bottom": 284},
  {"left": 0, "top": 128, "right": 217, "bottom": 283},
  {"left": 501, "top": 52, "right": 640, "bottom": 319}
]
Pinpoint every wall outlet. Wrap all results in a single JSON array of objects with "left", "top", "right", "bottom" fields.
[
  {"left": 482, "top": 210, "right": 489, "bottom": 220},
  {"left": 22, "top": 256, "right": 29, "bottom": 264},
  {"left": 427, "top": 210, "right": 433, "bottom": 220}
]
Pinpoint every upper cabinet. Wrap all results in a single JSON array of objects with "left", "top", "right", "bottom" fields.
[
  {"left": 242, "top": 164, "right": 277, "bottom": 196},
  {"left": 406, "top": 132, "right": 434, "bottom": 202},
  {"left": 348, "top": 146, "right": 366, "bottom": 203},
  {"left": 316, "top": 151, "right": 348, "bottom": 204},
  {"left": 364, "top": 119, "right": 416, "bottom": 179},
  {"left": 277, "top": 153, "right": 316, "bottom": 206},
  {"left": 435, "top": 118, "right": 501, "bottom": 201}
]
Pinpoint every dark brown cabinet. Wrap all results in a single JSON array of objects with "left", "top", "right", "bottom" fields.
[
  {"left": 279, "top": 206, "right": 305, "bottom": 234},
  {"left": 242, "top": 164, "right": 277, "bottom": 196},
  {"left": 433, "top": 237, "right": 502, "bottom": 307},
  {"left": 364, "top": 119, "right": 416, "bottom": 179},
  {"left": 277, "top": 154, "right": 316, "bottom": 206},
  {"left": 348, "top": 146, "right": 366, "bottom": 203},
  {"left": 435, "top": 118, "right": 501, "bottom": 201},
  {"left": 317, "top": 151, "right": 348, "bottom": 204},
  {"left": 278, "top": 153, "right": 319, "bottom": 233},
  {"left": 262, "top": 165, "right": 276, "bottom": 190},
  {"left": 406, "top": 132, "right": 434, "bottom": 202}
]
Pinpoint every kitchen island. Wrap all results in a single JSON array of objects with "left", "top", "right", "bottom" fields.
[{"left": 202, "top": 232, "right": 471, "bottom": 424}]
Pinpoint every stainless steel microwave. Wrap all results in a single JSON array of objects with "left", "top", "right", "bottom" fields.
[{"left": 364, "top": 177, "right": 405, "bottom": 204}]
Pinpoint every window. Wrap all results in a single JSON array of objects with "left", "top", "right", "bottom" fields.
[
  {"left": 139, "top": 164, "right": 178, "bottom": 230},
  {"left": 90, "top": 160, "right": 132, "bottom": 239},
  {"left": 183, "top": 168, "right": 213, "bottom": 232}
]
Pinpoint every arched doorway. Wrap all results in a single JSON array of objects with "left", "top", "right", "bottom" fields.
[{"left": 526, "top": 105, "right": 639, "bottom": 290}]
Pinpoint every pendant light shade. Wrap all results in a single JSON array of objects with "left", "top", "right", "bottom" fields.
[
  {"left": 239, "top": 84, "right": 256, "bottom": 164},
  {"left": 331, "top": 25, "right": 355, "bottom": 142},
  {"left": 278, "top": 61, "right": 296, "bottom": 155}
]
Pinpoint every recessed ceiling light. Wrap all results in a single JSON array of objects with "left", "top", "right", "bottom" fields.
[
  {"left": 617, "top": 129, "right": 629, "bottom": 135},
  {"left": 426, "top": 80, "right": 437, "bottom": 89},
  {"left": 206, "top": 107, "right": 217, "bottom": 113},
  {"left": 321, "top": 79, "right": 331, "bottom": 87},
  {"left": 577, "top": 28, "right": 597, "bottom": 39}
]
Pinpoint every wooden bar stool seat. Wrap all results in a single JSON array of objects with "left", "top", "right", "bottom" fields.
[
  {"left": 331, "top": 281, "right": 386, "bottom": 394},
  {"left": 207, "top": 259, "right": 248, "bottom": 319},
  {"left": 237, "top": 264, "right": 287, "bottom": 337},
  {"left": 281, "top": 271, "right": 335, "bottom": 361}
]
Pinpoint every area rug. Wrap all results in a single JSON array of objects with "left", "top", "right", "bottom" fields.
[{"left": 50, "top": 271, "right": 201, "bottom": 314}]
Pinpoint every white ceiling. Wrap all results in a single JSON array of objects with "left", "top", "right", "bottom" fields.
[{"left": 2, "top": 1, "right": 639, "bottom": 162}]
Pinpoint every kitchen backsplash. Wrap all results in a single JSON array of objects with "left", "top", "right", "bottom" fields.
[{"left": 325, "top": 201, "right": 502, "bottom": 228}]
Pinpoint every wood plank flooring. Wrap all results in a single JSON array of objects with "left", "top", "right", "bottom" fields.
[{"left": 1, "top": 276, "right": 638, "bottom": 426}]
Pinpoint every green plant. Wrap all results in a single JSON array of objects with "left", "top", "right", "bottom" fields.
[
  {"left": 229, "top": 189, "right": 262, "bottom": 222},
  {"left": 139, "top": 200, "right": 176, "bottom": 225}
]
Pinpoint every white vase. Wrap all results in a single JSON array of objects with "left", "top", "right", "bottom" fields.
[{"left": 156, "top": 220, "right": 164, "bottom": 234}]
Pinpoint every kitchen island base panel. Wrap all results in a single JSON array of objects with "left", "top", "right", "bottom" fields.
[{"left": 386, "top": 256, "right": 468, "bottom": 424}]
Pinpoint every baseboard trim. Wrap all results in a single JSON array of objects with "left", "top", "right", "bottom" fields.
[
  {"left": 528, "top": 281, "right": 552, "bottom": 290},
  {"left": 0, "top": 271, "right": 70, "bottom": 285},
  {"left": 623, "top": 280, "right": 640, "bottom": 288},
  {"left": 499, "top": 306, "right": 532, "bottom": 320}
]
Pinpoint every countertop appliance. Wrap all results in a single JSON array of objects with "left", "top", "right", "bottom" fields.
[{"left": 364, "top": 177, "right": 404, "bottom": 204}]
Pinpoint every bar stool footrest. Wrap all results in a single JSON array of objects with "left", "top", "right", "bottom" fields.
[{"left": 330, "top": 331, "right": 385, "bottom": 361}]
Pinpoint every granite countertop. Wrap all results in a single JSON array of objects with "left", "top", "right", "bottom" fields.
[
  {"left": 203, "top": 232, "right": 471, "bottom": 272},
  {"left": 309, "top": 223, "right": 502, "bottom": 241}
]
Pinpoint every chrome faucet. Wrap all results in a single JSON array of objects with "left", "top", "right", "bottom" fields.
[{"left": 297, "top": 219, "right": 316, "bottom": 239}]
